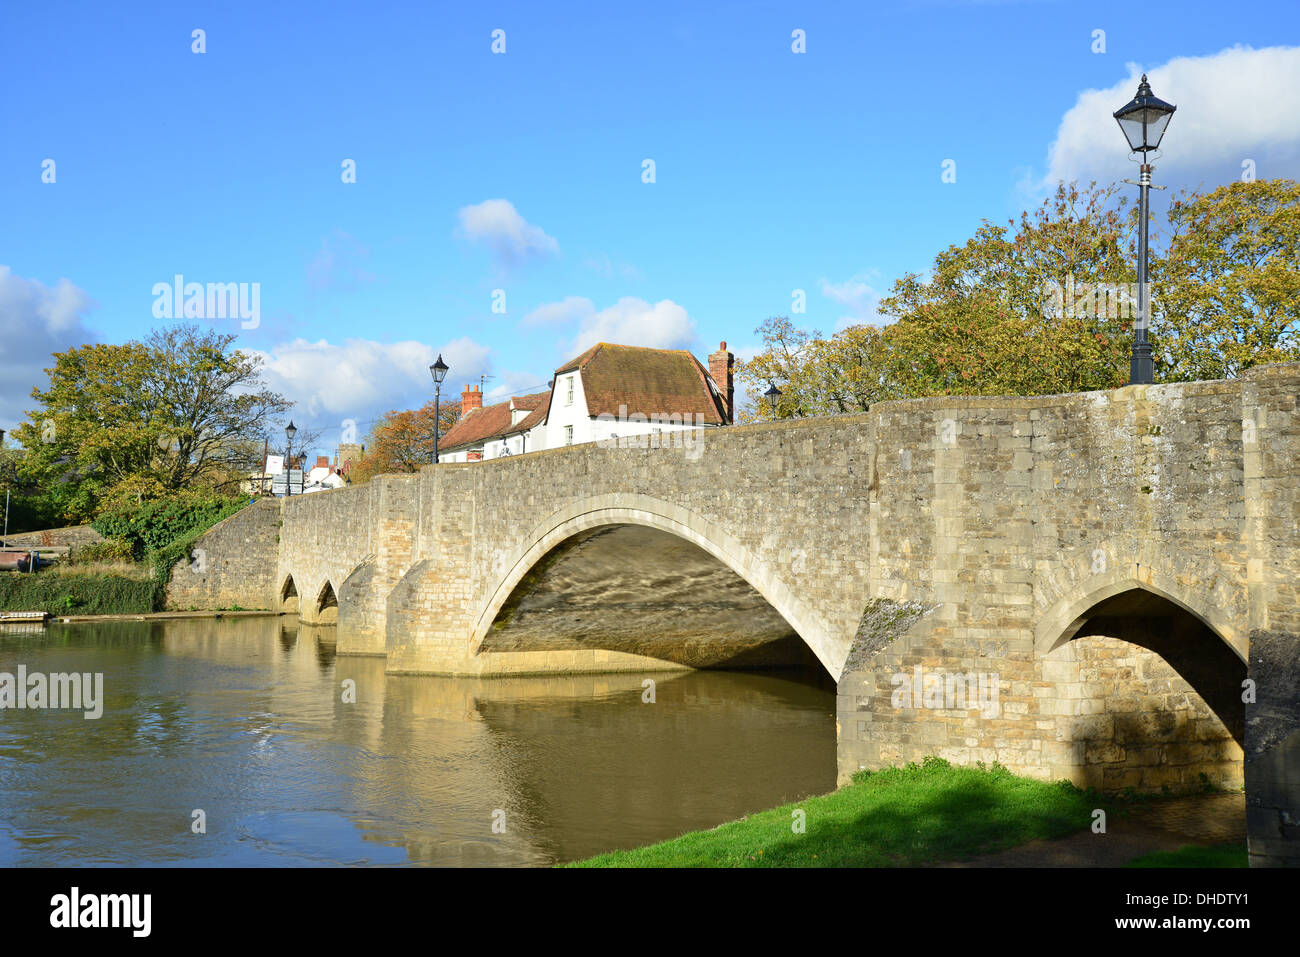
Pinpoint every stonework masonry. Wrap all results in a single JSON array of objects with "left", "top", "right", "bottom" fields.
[{"left": 168, "top": 363, "right": 1300, "bottom": 865}]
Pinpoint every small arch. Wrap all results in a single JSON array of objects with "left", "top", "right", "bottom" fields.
[
  {"left": 1036, "top": 571, "right": 1244, "bottom": 664},
  {"left": 280, "top": 575, "right": 300, "bottom": 614},
  {"left": 1040, "top": 582, "right": 1246, "bottom": 793},
  {"left": 316, "top": 580, "right": 339, "bottom": 624}
]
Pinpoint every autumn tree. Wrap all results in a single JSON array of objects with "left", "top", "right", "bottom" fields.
[
  {"left": 1151, "top": 178, "right": 1300, "bottom": 381},
  {"left": 15, "top": 324, "right": 290, "bottom": 520},
  {"left": 349, "top": 399, "right": 462, "bottom": 483},
  {"left": 736, "top": 318, "right": 900, "bottom": 421},
  {"left": 879, "top": 181, "right": 1135, "bottom": 397}
]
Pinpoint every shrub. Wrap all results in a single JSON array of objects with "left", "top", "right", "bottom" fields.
[
  {"left": 71, "top": 538, "right": 136, "bottom": 565},
  {"left": 91, "top": 491, "right": 248, "bottom": 560},
  {"left": 0, "top": 572, "right": 156, "bottom": 615}
]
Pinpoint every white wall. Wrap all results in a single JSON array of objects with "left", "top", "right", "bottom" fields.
[{"left": 544, "top": 371, "right": 590, "bottom": 447}]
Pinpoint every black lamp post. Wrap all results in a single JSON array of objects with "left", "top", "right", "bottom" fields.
[
  {"left": 430, "top": 354, "right": 449, "bottom": 463},
  {"left": 764, "top": 382, "right": 782, "bottom": 420},
  {"left": 284, "top": 421, "right": 297, "bottom": 497},
  {"left": 0, "top": 429, "right": 7, "bottom": 548},
  {"left": 1114, "top": 73, "right": 1175, "bottom": 386}
]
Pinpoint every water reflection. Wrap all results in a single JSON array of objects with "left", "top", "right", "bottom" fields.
[{"left": 0, "top": 617, "right": 835, "bottom": 866}]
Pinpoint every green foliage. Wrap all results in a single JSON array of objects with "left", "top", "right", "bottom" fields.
[
  {"left": 1153, "top": 179, "right": 1300, "bottom": 381},
  {"left": 146, "top": 527, "right": 208, "bottom": 602},
  {"left": 0, "top": 573, "right": 156, "bottom": 615},
  {"left": 92, "top": 492, "right": 246, "bottom": 559},
  {"left": 737, "top": 179, "right": 1300, "bottom": 416},
  {"left": 71, "top": 538, "right": 136, "bottom": 565},
  {"left": 12, "top": 324, "right": 289, "bottom": 521},
  {"left": 0, "top": 491, "right": 63, "bottom": 536}
]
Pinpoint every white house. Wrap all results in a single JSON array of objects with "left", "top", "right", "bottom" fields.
[{"left": 439, "top": 341, "right": 735, "bottom": 462}]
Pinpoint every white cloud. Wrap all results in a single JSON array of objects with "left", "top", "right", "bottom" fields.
[
  {"left": 455, "top": 199, "right": 559, "bottom": 270},
  {"left": 0, "top": 266, "right": 98, "bottom": 429},
  {"left": 1042, "top": 46, "right": 1300, "bottom": 191},
  {"left": 521, "top": 296, "right": 595, "bottom": 326},
  {"left": 820, "top": 273, "right": 887, "bottom": 331},
  {"left": 249, "top": 336, "right": 492, "bottom": 426},
  {"left": 569, "top": 297, "right": 698, "bottom": 355}
]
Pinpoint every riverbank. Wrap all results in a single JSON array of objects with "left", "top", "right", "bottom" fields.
[
  {"left": 49, "top": 609, "right": 280, "bottom": 623},
  {"left": 569, "top": 758, "right": 1246, "bottom": 868},
  {"left": 0, "top": 569, "right": 157, "bottom": 615},
  {"left": 571, "top": 757, "right": 1103, "bottom": 867}
]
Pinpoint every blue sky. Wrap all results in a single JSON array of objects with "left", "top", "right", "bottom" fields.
[{"left": 2, "top": 0, "right": 1298, "bottom": 458}]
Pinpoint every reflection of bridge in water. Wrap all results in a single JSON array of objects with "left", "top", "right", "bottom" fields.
[{"left": 171, "top": 364, "right": 1300, "bottom": 865}]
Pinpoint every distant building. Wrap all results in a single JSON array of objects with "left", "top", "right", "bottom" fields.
[
  {"left": 336, "top": 443, "right": 365, "bottom": 479},
  {"left": 247, "top": 449, "right": 353, "bottom": 496},
  {"left": 439, "top": 341, "right": 734, "bottom": 462},
  {"left": 303, "top": 455, "right": 346, "bottom": 493}
]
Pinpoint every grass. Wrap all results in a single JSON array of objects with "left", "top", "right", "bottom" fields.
[
  {"left": 570, "top": 756, "right": 1107, "bottom": 868},
  {"left": 0, "top": 571, "right": 157, "bottom": 615},
  {"left": 1125, "top": 843, "right": 1248, "bottom": 868},
  {"left": 47, "top": 560, "right": 152, "bottom": 580}
]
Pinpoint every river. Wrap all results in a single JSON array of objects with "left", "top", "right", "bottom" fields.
[{"left": 0, "top": 617, "right": 836, "bottom": 866}]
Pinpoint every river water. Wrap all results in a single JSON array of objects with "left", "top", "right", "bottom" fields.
[{"left": 0, "top": 617, "right": 836, "bottom": 866}]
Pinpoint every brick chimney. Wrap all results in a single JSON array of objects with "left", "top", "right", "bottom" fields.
[
  {"left": 708, "top": 341, "right": 734, "bottom": 424},
  {"left": 315, "top": 455, "right": 329, "bottom": 470},
  {"left": 460, "top": 384, "right": 483, "bottom": 418}
]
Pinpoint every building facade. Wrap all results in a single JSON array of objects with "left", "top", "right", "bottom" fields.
[{"left": 439, "top": 341, "right": 735, "bottom": 462}]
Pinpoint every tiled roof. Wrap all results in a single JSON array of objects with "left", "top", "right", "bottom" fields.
[
  {"left": 555, "top": 343, "right": 727, "bottom": 424},
  {"left": 439, "top": 391, "right": 550, "bottom": 452}
]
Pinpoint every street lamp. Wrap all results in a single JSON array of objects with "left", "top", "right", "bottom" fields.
[
  {"left": 0, "top": 429, "right": 7, "bottom": 548},
  {"left": 764, "top": 382, "right": 782, "bottom": 420},
  {"left": 285, "top": 421, "right": 297, "bottom": 497},
  {"left": 1114, "top": 73, "right": 1176, "bottom": 386},
  {"left": 429, "top": 354, "right": 449, "bottom": 463}
]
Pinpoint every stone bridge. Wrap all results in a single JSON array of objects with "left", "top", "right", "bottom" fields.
[{"left": 170, "top": 363, "right": 1300, "bottom": 865}]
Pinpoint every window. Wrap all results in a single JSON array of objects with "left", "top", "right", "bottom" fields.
[
  {"left": 651, "top": 427, "right": 662, "bottom": 448},
  {"left": 566, "top": 377, "right": 574, "bottom": 406},
  {"left": 564, "top": 425, "right": 574, "bottom": 446}
]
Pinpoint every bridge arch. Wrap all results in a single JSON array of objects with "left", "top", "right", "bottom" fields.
[
  {"left": 280, "top": 574, "right": 300, "bottom": 615},
  {"left": 1035, "top": 568, "right": 1244, "bottom": 664},
  {"left": 315, "top": 580, "right": 339, "bottom": 624},
  {"left": 468, "top": 493, "right": 842, "bottom": 677},
  {"left": 1036, "top": 573, "right": 1246, "bottom": 791}
]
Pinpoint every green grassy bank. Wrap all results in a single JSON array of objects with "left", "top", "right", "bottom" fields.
[
  {"left": 571, "top": 757, "right": 1105, "bottom": 868},
  {"left": 0, "top": 570, "right": 157, "bottom": 615},
  {"left": 1125, "top": 844, "right": 1248, "bottom": 868}
]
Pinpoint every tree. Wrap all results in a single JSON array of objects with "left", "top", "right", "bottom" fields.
[
  {"left": 15, "top": 324, "right": 291, "bottom": 520},
  {"left": 736, "top": 318, "right": 899, "bottom": 422},
  {"left": 1151, "top": 179, "right": 1300, "bottom": 381},
  {"left": 349, "top": 399, "right": 462, "bottom": 483},
  {"left": 738, "top": 182, "right": 1142, "bottom": 413},
  {"left": 879, "top": 181, "right": 1135, "bottom": 397}
]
